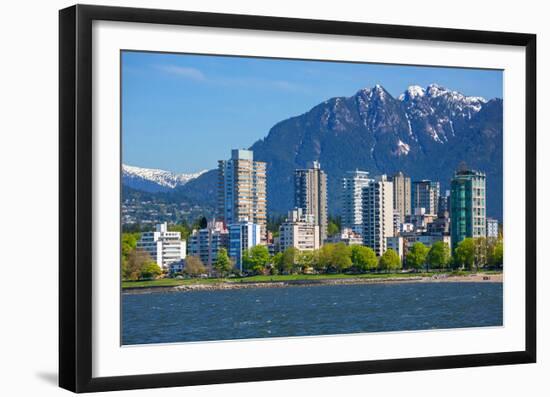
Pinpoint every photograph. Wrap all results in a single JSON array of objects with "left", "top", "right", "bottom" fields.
[{"left": 120, "top": 51, "right": 504, "bottom": 346}]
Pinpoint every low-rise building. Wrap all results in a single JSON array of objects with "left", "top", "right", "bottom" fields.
[
  {"left": 393, "top": 209, "right": 402, "bottom": 236},
  {"left": 405, "top": 208, "right": 436, "bottom": 233},
  {"left": 427, "top": 211, "right": 451, "bottom": 235},
  {"left": 137, "top": 222, "right": 186, "bottom": 270},
  {"left": 400, "top": 223, "right": 415, "bottom": 233},
  {"left": 279, "top": 208, "right": 320, "bottom": 252},
  {"left": 386, "top": 236, "right": 405, "bottom": 261},
  {"left": 487, "top": 218, "right": 499, "bottom": 238},
  {"left": 228, "top": 220, "right": 262, "bottom": 272},
  {"left": 168, "top": 260, "right": 185, "bottom": 275},
  {"left": 326, "top": 227, "right": 363, "bottom": 246},
  {"left": 188, "top": 220, "right": 229, "bottom": 266},
  {"left": 400, "top": 232, "right": 451, "bottom": 251}
]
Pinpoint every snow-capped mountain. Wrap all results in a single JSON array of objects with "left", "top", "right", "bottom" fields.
[
  {"left": 122, "top": 164, "right": 207, "bottom": 193},
  {"left": 182, "top": 83, "right": 503, "bottom": 220}
]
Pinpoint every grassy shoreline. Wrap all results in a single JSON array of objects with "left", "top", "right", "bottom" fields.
[{"left": 122, "top": 271, "right": 502, "bottom": 290}]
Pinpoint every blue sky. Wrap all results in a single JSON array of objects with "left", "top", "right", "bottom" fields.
[{"left": 122, "top": 51, "right": 502, "bottom": 173}]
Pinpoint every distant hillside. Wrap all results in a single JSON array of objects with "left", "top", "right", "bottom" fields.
[{"left": 121, "top": 184, "right": 215, "bottom": 226}]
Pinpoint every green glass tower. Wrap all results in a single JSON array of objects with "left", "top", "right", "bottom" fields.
[{"left": 450, "top": 168, "right": 486, "bottom": 250}]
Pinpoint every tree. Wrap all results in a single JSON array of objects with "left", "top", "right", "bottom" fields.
[
  {"left": 350, "top": 245, "right": 378, "bottom": 272},
  {"left": 168, "top": 222, "right": 191, "bottom": 241},
  {"left": 406, "top": 242, "right": 429, "bottom": 271},
  {"left": 124, "top": 248, "right": 152, "bottom": 281},
  {"left": 327, "top": 221, "right": 340, "bottom": 237},
  {"left": 494, "top": 240, "right": 504, "bottom": 266},
  {"left": 192, "top": 216, "right": 208, "bottom": 230},
  {"left": 329, "top": 243, "right": 352, "bottom": 272},
  {"left": 379, "top": 249, "right": 401, "bottom": 271},
  {"left": 184, "top": 256, "right": 207, "bottom": 277},
  {"left": 214, "top": 248, "right": 233, "bottom": 277},
  {"left": 243, "top": 245, "right": 271, "bottom": 274},
  {"left": 316, "top": 243, "right": 352, "bottom": 273},
  {"left": 296, "top": 250, "right": 318, "bottom": 273},
  {"left": 317, "top": 244, "right": 335, "bottom": 272},
  {"left": 474, "top": 237, "right": 489, "bottom": 269},
  {"left": 488, "top": 239, "right": 504, "bottom": 267},
  {"left": 275, "top": 247, "right": 297, "bottom": 274},
  {"left": 454, "top": 238, "right": 475, "bottom": 270},
  {"left": 426, "top": 241, "right": 451, "bottom": 270},
  {"left": 121, "top": 232, "right": 139, "bottom": 272},
  {"left": 140, "top": 262, "right": 162, "bottom": 279},
  {"left": 272, "top": 252, "right": 284, "bottom": 274},
  {"left": 267, "top": 214, "right": 285, "bottom": 235}
]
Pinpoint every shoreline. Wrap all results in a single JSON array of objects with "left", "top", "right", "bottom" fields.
[{"left": 122, "top": 273, "right": 503, "bottom": 295}]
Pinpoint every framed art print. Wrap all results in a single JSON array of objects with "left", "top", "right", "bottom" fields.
[{"left": 59, "top": 4, "right": 536, "bottom": 393}]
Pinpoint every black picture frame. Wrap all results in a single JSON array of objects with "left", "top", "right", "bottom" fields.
[{"left": 59, "top": 4, "right": 537, "bottom": 393}]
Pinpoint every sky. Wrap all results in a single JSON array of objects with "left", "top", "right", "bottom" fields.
[{"left": 122, "top": 51, "right": 503, "bottom": 173}]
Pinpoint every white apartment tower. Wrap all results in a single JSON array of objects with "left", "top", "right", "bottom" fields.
[
  {"left": 137, "top": 222, "right": 187, "bottom": 270},
  {"left": 362, "top": 175, "right": 395, "bottom": 256},
  {"left": 218, "top": 149, "right": 267, "bottom": 242},
  {"left": 341, "top": 170, "right": 372, "bottom": 235},
  {"left": 294, "top": 161, "right": 328, "bottom": 244}
]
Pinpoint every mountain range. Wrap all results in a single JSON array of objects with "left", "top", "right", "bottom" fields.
[
  {"left": 123, "top": 83, "right": 503, "bottom": 221},
  {"left": 122, "top": 164, "right": 207, "bottom": 193}
]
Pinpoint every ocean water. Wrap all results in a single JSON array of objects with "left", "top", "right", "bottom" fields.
[{"left": 122, "top": 282, "right": 503, "bottom": 345}]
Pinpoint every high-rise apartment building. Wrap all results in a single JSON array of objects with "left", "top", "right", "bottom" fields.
[
  {"left": 279, "top": 208, "right": 320, "bottom": 252},
  {"left": 294, "top": 161, "right": 328, "bottom": 244},
  {"left": 341, "top": 170, "right": 372, "bottom": 235},
  {"left": 412, "top": 180, "right": 440, "bottom": 215},
  {"left": 438, "top": 189, "right": 451, "bottom": 217},
  {"left": 362, "top": 175, "right": 394, "bottom": 256},
  {"left": 218, "top": 149, "right": 267, "bottom": 241},
  {"left": 137, "top": 222, "right": 187, "bottom": 269},
  {"left": 390, "top": 171, "right": 411, "bottom": 223},
  {"left": 450, "top": 168, "right": 486, "bottom": 250}
]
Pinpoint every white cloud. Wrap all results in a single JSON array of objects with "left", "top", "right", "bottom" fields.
[
  {"left": 155, "top": 64, "right": 307, "bottom": 93},
  {"left": 156, "top": 65, "right": 206, "bottom": 81}
]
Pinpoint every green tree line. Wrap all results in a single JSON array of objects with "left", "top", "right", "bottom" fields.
[
  {"left": 121, "top": 233, "right": 163, "bottom": 281},
  {"left": 122, "top": 229, "right": 503, "bottom": 280}
]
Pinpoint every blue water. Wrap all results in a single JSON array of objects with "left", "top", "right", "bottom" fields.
[{"left": 122, "top": 282, "right": 503, "bottom": 345}]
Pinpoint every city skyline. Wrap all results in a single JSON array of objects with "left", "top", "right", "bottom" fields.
[{"left": 119, "top": 51, "right": 504, "bottom": 349}]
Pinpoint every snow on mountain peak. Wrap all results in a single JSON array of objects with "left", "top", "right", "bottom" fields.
[
  {"left": 122, "top": 164, "right": 207, "bottom": 190},
  {"left": 399, "top": 85, "right": 426, "bottom": 101},
  {"left": 426, "top": 83, "right": 448, "bottom": 98},
  {"left": 425, "top": 83, "right": 487, "bottom": 105},
  {"left": 356, "top": 84, "right": 388, "bottom": 102}
]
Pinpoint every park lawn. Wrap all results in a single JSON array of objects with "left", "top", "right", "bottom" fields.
[
  {"left": 237, "top": 272, "right": 436, "bottom": 282},
  {"left": 122, "top": 272, "right": 442, "bottom": 289},
  {"left": 122, "top": 277, "right": 226, "bottom": 288}
]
